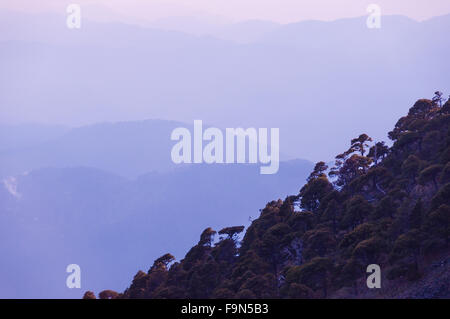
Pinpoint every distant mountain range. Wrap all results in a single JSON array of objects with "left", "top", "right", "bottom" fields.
[
  {"left": 0, "top": 117, "right": 311, "bottom": 298},
  {"left": 0, "top": 120, "right": 186, "bottom": 178},
  {"left": 0, "top": 9, "right": 448, "bottom": 299},
  {"left": 1, "top": 11, "right": 449, "bottom": 161},
  {"left": 0, "top": 154, "right": 312, "bottom": 298},
  {"left": 0, "top": 120, "right": 289, "bottom": 178}
]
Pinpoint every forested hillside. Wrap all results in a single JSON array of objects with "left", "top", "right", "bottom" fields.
[{"left": 87, "top": 93, "right": 449, "bottom": 299}]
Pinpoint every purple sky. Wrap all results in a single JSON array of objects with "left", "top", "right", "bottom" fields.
[{"left": 2, "top": 0, "right": 450, "bottom": 24}]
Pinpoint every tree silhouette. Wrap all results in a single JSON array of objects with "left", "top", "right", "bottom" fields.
[
  {"left": 329, "top": 134, "right": 374, "bottom": 187},
  {"left": 199, "top": 227, "right": 217, "bottom": 246},
  {"left": 218, "top": 226, "right": 245, "bottom": 240},
  {"left": 99, "top": 290, "right": 119, "bottom": 299},
  {"left": 330, "top": 154, "right": 372, "bottom": 187},
  {"left": 307, "top": 161, "right": 328, "bottom": 181},
  {"left": 368, "top": 141, "right": 389, "bottom": 164},
  {"left": 432, "top": 91, "right": 443, "bottom": 107},
  {"left": 151, "top": 253, "right": 175, "bottom": 271},
  {"left": 299, "top": 174, "right": 333, "bottom": 212},
  {"left": 349, "top": 134, "right": 373, "bottom": 156},
  {"left": 82, "top": 291, "right": 96, "bottom": 299}
]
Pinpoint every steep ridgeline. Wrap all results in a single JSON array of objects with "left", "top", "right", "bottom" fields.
[{"left": 88, "top": 93, "right": 449, "bottom": 299}]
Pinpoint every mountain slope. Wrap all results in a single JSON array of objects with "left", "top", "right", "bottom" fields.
[{"left": 103, "top": 94, "right": 449, "bottom": 299}]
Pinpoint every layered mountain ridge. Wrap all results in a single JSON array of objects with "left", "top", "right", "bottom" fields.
[{"left": 92, "top": 93, "right": 450, "bottom": 299}]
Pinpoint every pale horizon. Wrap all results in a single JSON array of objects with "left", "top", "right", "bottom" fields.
[{"left": 2, "top": 0, "right": 450, "bottom": 25}]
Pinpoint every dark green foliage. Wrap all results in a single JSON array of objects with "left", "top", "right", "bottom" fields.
[
  {"left": 389, "top": 230, "right": 423, "bottom": 280},
  {"left": 98, "top": 93, "right": 450, "bottom": 299},
  {"left": 236, "top": 289, "right": 256, "bottom": 299},
  {"left": 98, "top": 290, "right": 119, "bottom": 299},
  {"left": 82, "top": 291, "right": 96, "bottom": 299},
  {"left": 340, "top": 258, "right": 364, "bottom": 288},
  {"left": 431, "top": 183, "right": 450, "bottom": 209},
  {"left": 284, "top": 283, "right": 314, "bottom": 299},
  {"left": 341, "top": 195, "right": 373, "bottom": 229},
  {"left": 339, "top": 223, "right": 374, "bottom": 252},
  {"left": 409, "top": 199, "right": 423, "bottom": 230},
  {"left": 239, "top": 273, "right": 277, "bottom": 298},
  {"left": 372, "top": 196, "right": 396, "bottom": 219},
  {"left": 440, "top": 162, "right": 450, "bottom": 184},
  {"left": 350, "top": 134, "right": 373, "bottom": 156},
  {"left": 330, "top": 154, "right": 373, "bottom": 188},
  {"left": 418, "top": 164, "right": 444, "bottom": 187},
  {"left": 285, "top": 257, "right": 333, "bottom": 297},
  {"left": 218, "top": 226, "right": 245, "bottom": 240},
  {"left": 307, "top": 161, "right": 328, "bottom": 181},
  {"left": 150, "top": 253, "right": 175, "bottom": 272},
  {"left": 299, "top": 173, "right": 333, "bottom": 212},
  {"left": 401, "top": 155, "right": 423, "bottom": 179},
  {"left": 368, "top": 141, "right": 389, "bottom": 164},
  {"left": 352, "top": 236, "right": 386, "bottom": 265},
  {"left": 212, "top": 288, "right": 235, "bottom": 299},
  {"left": 302, "top": 228, "right": 336, "bottom": 260},
  {"left": 424, "top": 204, "right": 450, "bottom": 248},
  {"left": 199, "top": 228, "right": 216, "bottom": 246}
]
